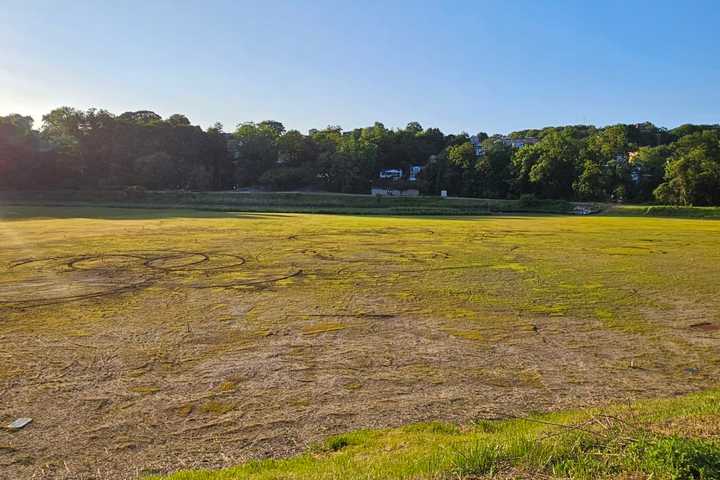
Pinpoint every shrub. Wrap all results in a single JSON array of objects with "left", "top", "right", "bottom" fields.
[{"left": 518, "top": 193, "right": 539, "bottom": 207}]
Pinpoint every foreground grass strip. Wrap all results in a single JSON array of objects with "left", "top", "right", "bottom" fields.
[{"left": 152, "top": 390, "right": 720, "bottom": 480}]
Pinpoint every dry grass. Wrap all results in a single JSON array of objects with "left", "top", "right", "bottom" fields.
[{"left": 0, "top": 206, "right": 718, "bottom": 479}]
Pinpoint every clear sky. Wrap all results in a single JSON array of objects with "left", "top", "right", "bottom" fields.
[{"left": 2, "top": 0, "right": 718, "bottom": 135}]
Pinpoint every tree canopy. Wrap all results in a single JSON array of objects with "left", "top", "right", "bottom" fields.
[{"left": 1, "top": 107, "right": 719, "bottom": 205}]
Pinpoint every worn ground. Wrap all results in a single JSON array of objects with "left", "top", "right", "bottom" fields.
[{"left": 0, "top": 206, "right": 718, "bottom": 479}]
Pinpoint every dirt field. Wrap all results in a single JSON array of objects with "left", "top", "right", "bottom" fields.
[{"left": 1, "top": 207, "right": 719, "bottom": 479}]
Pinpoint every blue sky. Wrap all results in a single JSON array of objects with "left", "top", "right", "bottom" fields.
[{"left": 1, "top": 0, "right": 718, "bottom": 134}]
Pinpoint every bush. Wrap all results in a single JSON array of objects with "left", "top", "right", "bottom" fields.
[
  {"left": 258, "top": 167, "right": 313, "bottom": 191},
  {"left": 518, "top": 193, "right": 540, "bottom": 207}
]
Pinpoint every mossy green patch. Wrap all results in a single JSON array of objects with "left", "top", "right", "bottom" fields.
[
  {"left": 129, "top": 386, "right": 160, "bottom": 395},
  {"left": 301, "top": 322, "right": 347, "bottom": 335},
  {"left": 199, "top": 400, "right": 235, "bottom": 416}
]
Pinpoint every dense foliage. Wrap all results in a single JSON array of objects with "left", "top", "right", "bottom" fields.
[{"left": 1, "top": 107, "right": 719, "bottom": 204}]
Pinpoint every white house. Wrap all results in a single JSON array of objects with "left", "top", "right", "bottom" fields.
[
  {"left": 408, "top": 165, "right": 423, "bottom": 181},
  {"left": 470, "top": 135, "right": 484, "bottom": 156},
  {"left": 500, "top": 136, "right": 539, "bottom": 149},
  {"left": 379, "top": 169, "right": 403, "bottom": 180}
]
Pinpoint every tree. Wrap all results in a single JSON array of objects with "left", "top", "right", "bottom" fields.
[
  {"left": 670, "top": 124, "right": 720, "bottom": 140},
  {"left": 317, "top": 136, "right": 377, "bottom": 193},
  {"left": 0, "top": 114, "right": 36, "bottom": 188},
  {"left": 405, "top": 121, "right": 423, "bottom": 134},
  {"left": 278, "top": 130, "right": 317, "bottom": 167},
  {"left": 166, "top": 114, "right": 191, "bottom": 126},
  {"left": 258, "top": 120, "right": 286, "bottom": 138},
  {"left": 40, "top": 107, "right": 118, "bottom": 185},
  {"left": 1, "top": 114, "right": 34, "bottom": 135},
  {"left": 629, "top": 145, "right": 672, "bottom": 201},
  {"left": 447, "top": 142, "right": 475, "bottom": 169},
  {"left": 627, "top": 122, "right": 673, "bottom": 147},
  {"left": 41, "top": 106, "right": 83, "bottom": 158},
  {"left": 134, "top": 152, "right": 177, "bottom": 189},
  {"left": 6, "top": 108, "right": 720, "bottom": 204},
  {"left": 232, "top": 122, "right": 280, "bottom": 185},
  {"left": 574, "top": 160, "right": 606, "bottom": 201},
  {"left": 475, "top": 141, "right": 513, "bottom": 198},
  {"left": 572, "top": 126, "right": 634, "bottom": 201},
  {"left": 118, "top": 110, "right": 162, "bottom": 125},
  {"left": 654, "top": 130, "right": 720, "bottom": 205},
  {"left": 446, "top": 142, "right": 486, "bottom": 197},
  {"left": 514, "top": 129, "right": 581, "bottom": 199},
  {"left": 205, "top": 123, "right": 233, "bottom": 189}
]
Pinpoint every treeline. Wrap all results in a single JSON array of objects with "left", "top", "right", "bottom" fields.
[{"left": 1, "top": 107, "right": 719, "bottom": 205}]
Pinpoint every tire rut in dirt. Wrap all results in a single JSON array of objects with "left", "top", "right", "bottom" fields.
[{"left": 0, "top": 250, "right": 259, "bottom": 308}]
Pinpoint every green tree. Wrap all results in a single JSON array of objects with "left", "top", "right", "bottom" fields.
[
  {"left": 166, "top": 114, "right": 191, "bottom": 126},
  {"left": 629, "top": 145, "right": 672, "bottom": 201},
  {"left": 655, "top": 131, "right": 720, "bottom": 205},
  {"left": 134, "top": 152, "right": 177, "bottom": 189},
  {"left": 317, "top": 136, "right": 377, "bottom": 193},
  {"left": 574, "top": 160, "right": 606, "bottom": 200},
  {"left": 514, "top": 129, "right": 581, "bottom": 199},
  {"left": 232, "top": 122, "right": 280, "bottom": 185},
  {"left": 0, "top": 114, "right": 36, "bottom": 187},
  {"left": 278, "top": 130, "right": 318, "bottom": 167},
  {"left": 257, "top": 120, "right": 286, "bottom": 138},
  {"left": 475, "top": 141, "right": 513, "bottom": 198},
  {"left": 447, "top": 142, "right": 476, "bottom": 169}
]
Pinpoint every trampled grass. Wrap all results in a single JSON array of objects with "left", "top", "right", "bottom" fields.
[{"left": 0, "top": 206, "right": 719, "bottom": 478}]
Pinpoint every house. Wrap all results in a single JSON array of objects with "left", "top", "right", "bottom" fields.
[
  {"left": 379, "top": 168, "right": 403, "bottom": 180},
  {"left": 408, "top": 165, "right": 423, "bottom": 182},
  {"left": 373, "top": 167, "right": 421, "bottom": 195},
  {"left": 469, "top": 135, "right": 485, "bottom": 156},
  {"left": 500, "top": 136, "right": 539, "bottom": 149}
]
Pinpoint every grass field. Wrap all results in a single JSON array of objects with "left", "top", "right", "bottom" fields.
[{"left": 0, "top": 206, "right": 719, "bottom": 479}]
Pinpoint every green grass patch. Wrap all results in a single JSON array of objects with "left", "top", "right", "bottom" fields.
[
  {"left": 148, "top": 390, "right": 720, "bottom": 479},
  {"left": 199, "top": 400, "right": 235, "bottom": 416}
]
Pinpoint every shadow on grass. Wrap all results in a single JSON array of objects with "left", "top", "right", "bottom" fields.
[
  {"left": 0, "top": 203, "right": 561, "bottom": 221},
  {"left": 0, "top": 204, "right": 298, "bottom": 221}
]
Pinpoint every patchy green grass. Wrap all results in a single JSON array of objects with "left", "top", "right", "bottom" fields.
[{"left": 151, "top": 389, "right": 720, "bottom": 480}]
